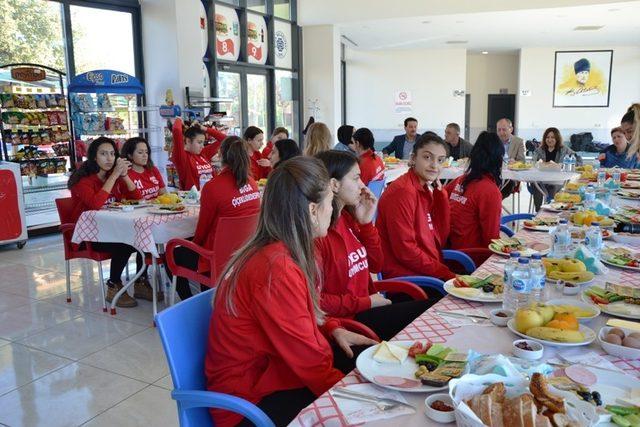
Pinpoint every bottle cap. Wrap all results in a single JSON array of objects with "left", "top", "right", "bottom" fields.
[
  {"left": 591, "top": 222, "right": 600, "bottom": 226},
  {"left": 510, "top": 252, "right": 521, "bottom": 258},
  {"left": 518, "top": 258, "right": 530, "bottom": 264},
  {"left": 531, "top": 253, "right": 542, "bottom": 260},
  {"left": 559, "top": 219, "right": 568, "bottom": 224}
]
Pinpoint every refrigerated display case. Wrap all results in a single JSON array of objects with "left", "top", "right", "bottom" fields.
[{"left": 0, "top": 63, "right": 73, "bottom": 230}]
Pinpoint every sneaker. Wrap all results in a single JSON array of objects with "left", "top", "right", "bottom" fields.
[
  {"left": 105, "top": 280, "right": 138, "bottom": 308},
  {"left": 133, "top": 278, "right": 164, "bottom": 301}
]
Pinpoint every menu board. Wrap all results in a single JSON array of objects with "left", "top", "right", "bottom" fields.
[
  {"left": 214, "top": 5, "right": 240, "bottom": 61},
  {"left": 246, "top": 12, "right": 268, "bottom": 65}
]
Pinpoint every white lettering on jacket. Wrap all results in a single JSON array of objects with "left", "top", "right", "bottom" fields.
[
  {"left": 450, "top": 183, "right": 467, "bottom": 205},
  {"left": 426, "top": 213, "right": 434, "bottom": 231},
  {"left": 347, "top": 246, "right": 368, "bottom": 278},
  {"left": 231, "top": 186, "right": 260, "bottom": 207}
]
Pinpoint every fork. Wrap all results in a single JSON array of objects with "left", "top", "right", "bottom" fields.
[{"left": 330, "top": 387, "right": 415, "bottom": 412}]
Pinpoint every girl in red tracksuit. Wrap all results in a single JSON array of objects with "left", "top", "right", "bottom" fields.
[
  {"left": 377, "top": 134, "right": 455, "bottom": 281},
  {"left": 261, "top": 126, "right": 289, "bottom": 158},
  {"left": 244, "top": 126, "right": 270, "bottom": 180},
  {"left": 315, "top": 151, "right": 432, "bottom": 340},
  {"left": 68, "top": 137, "right": 142, "bottom": 308},
  {"left": 171, "top": 117, "right": 227, "bottom": 190},
  {"left": 169, "top": 136, "right": 261, "bottom": 301},
  {"left": 206, "top": 157, "right": 377, "bottom": 427},
  {"left": 352, "top": 127, "right": 385, "bottom": 185},
  {"left": 445, "top": 131, "right": 503, "bottom": 250}
]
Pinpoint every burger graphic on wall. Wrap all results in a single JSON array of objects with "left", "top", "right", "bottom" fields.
[
  {"left": 247, "top": 22, "right": 259, "bottom": 42},
  {"left": 215, "top": 14, "right": 229, "bottom": 35}
]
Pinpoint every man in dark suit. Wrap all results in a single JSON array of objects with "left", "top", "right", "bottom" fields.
[
  {"left": 382, "top": 117, "right": 420, "bottom": 160},
  {"left": 444, "top": 122, "right": 473, "bottom": 160}
]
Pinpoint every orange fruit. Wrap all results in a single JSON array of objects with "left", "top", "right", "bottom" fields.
[{"left": 547, "top": 313, "right": 579, "bottom": 331}]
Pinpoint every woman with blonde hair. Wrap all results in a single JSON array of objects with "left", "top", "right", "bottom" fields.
[{"left": 303, "top": 122, "right": 332, "bottom": 156}]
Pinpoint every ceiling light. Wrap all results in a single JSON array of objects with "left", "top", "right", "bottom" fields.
[
  {"left": 446, "top": 40, "right": 468, "bottom": 44},
  {"left": 482, "top": 51, "right": 489, "bottom": 55},
  {"left": 573, "top": 25, "right": 605, "bottom": 31}
]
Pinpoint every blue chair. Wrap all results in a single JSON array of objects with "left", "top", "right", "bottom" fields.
[
  {"left": 500, "top": 213, "right": 535, "bottom": 237},
  {"left": 442, "top": 249, "right": 476, "bottom": 274},
  {"left": 155, "top": 288, "right": 274, "bottom": 427},
  {"left": 378, "top": 275, "right": 446, "bottom": 297},
  {"left": 367, "top": 179, "right": 386, "bottom": 222}
]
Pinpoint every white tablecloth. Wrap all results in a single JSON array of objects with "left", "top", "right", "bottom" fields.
[
  {"left": 71, "top": 206, "right": 199, "bottom": 257},
  {"left": 384, "top": 165, "right": 579, "bottom": 184}
]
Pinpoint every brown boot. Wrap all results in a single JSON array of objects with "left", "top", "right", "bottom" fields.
[
  {"left": 133, "top": 278, "right": 164, "bottom": 301},
  {"left": 105, "top": 280, "right": 138, "bottom": 308}
]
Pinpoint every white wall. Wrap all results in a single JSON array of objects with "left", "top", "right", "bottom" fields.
[
  {"left": 344, "top": 47, "right": 466, "bottom": 144},
  {"left": 174, "top": 0, "right": 210, "bottom": 96},
  {"left": 466, "top": 52, "right": 519, "bottom": 142},
  {"left": 517, "top": 46, "right": 640, "bottom": 144},
  {"left": 302, "top": 25, "right": 342, "bottom": 141}
]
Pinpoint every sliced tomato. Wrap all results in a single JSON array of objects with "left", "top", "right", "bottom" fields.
[
  {"left": 627, "top": 260, "right": 639, "bottom": 268},
  {"left": 453, "top": 278, "right": 470, "bottom": 288},
  {"left": 590, "top": 294, "right": 609, "bottom": 305},
  {"left": 408, "top": 341, "right": 430, "bottom": 358}
]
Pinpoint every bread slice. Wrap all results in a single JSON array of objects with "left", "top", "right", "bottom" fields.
[
  {"left": 535, "top": 414, "right": 553, "bottom": 427},
  {"left": 490, "top": 402, "right": 504, "bottom": 427},
  {"left": 483, "top": 382, "right": 506, "bottom": 404},
  {"left": 520, "top": 394, "right": 537, "bottom": 427},
  {"left": 503, "top": 396, "right": 524, "bottom": 426}
]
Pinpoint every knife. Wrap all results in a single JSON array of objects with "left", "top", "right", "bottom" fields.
[
  {"left": 434, "top": 310, "right": 489, "bottom": 320},
  {"left": 331, "top": 387, "right": 416, "bottom": 411}
]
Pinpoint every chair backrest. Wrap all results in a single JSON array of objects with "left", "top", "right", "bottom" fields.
[
  {"left": 367, "top": 179, "right": 386, "bottom": 200},
  {"left": 55, "top": 197, "right": 75, "bottom": 224},
  {"left": 156, "top": 287, "right": 216, "bottom": 427},
  {"left": 211, "top": 214, "right": 259, "bottom": 281}
]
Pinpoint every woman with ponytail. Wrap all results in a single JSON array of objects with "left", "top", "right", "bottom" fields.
[
  {"left": 168, "top": 136, "right": 261, "bottom": 300},
  {"left": 351, "top": 127, "right": 385, "bottom": 185},
  {"left": 623, "top": 103, "right": 640, "bottom": 162}
]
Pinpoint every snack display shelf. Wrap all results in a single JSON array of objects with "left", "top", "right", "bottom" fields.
[
  {"left": 3, "top": 124, "right": 68, "bottom": 131},
  {"left": 23, "top": 181, "right": 68, "bottom": 194},
  {"left": 80, "top": 126, "right": 160, "bottom": 136},
  {"left": 25, "top": 200, "right": 56, "bottom": 213},
  {"left": 3, "top": 107, "right": 66, "bottom": 113}
]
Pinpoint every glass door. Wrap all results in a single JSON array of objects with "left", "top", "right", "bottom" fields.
[
  {"left": 217, "top": 71, "right": 243, "bottom": 135},
  {"left": 217, "top": 67, "right": 270, "bottom": 136},
  {"left": 246, "top": 72, "right": 268, "bottom": 133}
]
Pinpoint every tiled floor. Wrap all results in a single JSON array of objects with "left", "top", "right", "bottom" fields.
[{"left": 0, "top": 234, "right": 178, "bottom": 427}]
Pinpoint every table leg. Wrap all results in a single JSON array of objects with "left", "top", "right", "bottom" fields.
[
  {"left": 152, "top": 255, "right": 158, "bottom": 323},
  {"left": 110, "top": 248, "right": 146, "bottom": 315}
]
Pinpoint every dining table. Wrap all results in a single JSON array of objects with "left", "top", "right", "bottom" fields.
[{"left": 290, "top": 194, "right": 640, "bottom": 427}]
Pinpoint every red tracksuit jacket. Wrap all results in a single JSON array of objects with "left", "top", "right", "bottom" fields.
[
  {"left": 69, "top": 173, "right": 141, "bottom": 222},
  {"left": 127, "top": 166, "right": 165, "bottom": 200},
  {"left": 376, "top": 168, "right": 454, "bottom": 280},
  {"left": 249, "top": 150, "right": 271, "bottom": 180},
  {"left": 171, "top": 118, "right": 226, "bottom": 190},
  {"left": 445, "top": 174, "right": 502, "bottom": 250},
  {"left": 316, "top": 210, "right": 383, "bottom": 317},
  {"left": 205, "top": 241, "right": 344, "bottom": 427},
  {"left": 359, "top": 150, "right": 385, "bottom": 185},
  {"left": 261, "top": 140, "right": 274, "bottom": 158},
  {"left": 192, "top": 168, "right": 261, "bottom": 272}
]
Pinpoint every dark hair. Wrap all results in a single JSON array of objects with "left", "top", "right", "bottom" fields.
[
  {"left": 337, "top": 125, "right": 355, "bottom": 144},
  {"left": 273, "top": 138, "right": 301, "bottom": 168},
  {"left": 541, "top": 127, "right": 563, "bottom": 151},
  {"left": 216, "top": 156, "right": 330, "bottom": 322},
  {"left": 413, "top": 133, "right": 449, "bottom": 157},
  {"left": 68, "top": 137, "right": 119, "bottom": 188},
  {"left": 184, "top": 125, "right": 205, "bottom": 140},
  {"left": 121, "top": 137, "right": 154, "bottom": 169},
  {"left": 352, "top": 127, "right": 377, "bottom": 159},
  {"left": 611, "top": 126, "right": 625, "bottom": 136},
  {"left": 220, "top": 136, "right": 251, "bottom": 188},
  {"left": 622, "top": 109, "right": 635, "bottom": 125},
  {"left": 315, "top": 150, "right": 359, "bottom": 225},
  {"left": 404, "top": 117, "right": 418, "bottom": 127},
  {"left": 461, "top": 131, "right": 503, "bottom": 192},
  {"left": 243, "top": 126, "right": 264, "bottom": 141},
  {"left": 446, "top": 123, "right": 460, "bottom": 133},
  {"left": 271, "top": 127, "right": 289, "bottom": 138}
]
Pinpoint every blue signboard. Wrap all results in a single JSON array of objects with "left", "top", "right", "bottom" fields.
[{"left": 68, "top": 70, "right": 144, "bottom": 94}]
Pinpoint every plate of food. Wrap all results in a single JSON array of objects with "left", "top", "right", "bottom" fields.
[
  {"left": 148, "top": 204, "right": 186, "bottom": 215},
  {"left": 106, "top": 199, "right": 147, "bottom": 210},
  {"left": 523, "top": 217, "right": 559, "bottom": 231},
  {"left": 489, "top": 238, "right": 550, "bottom": 257},
  {"left": 612, "top": 206, "right": 640, "bottom": 224},
  {"left": 508, "top": 161, "right": 532, "bottom": 171},
  {"left": 355, "top": 341, "right": 469, "bottom": 393},
  {"left": 569, "top": 210, "right": 616, "bottom": 228},
  {"left": 554, "top": 191, "right": 583, "bottom": 203},
  {"left": 152, "top": 193, "right": 183, "bottom": 205},
  {"left": 542, "top": 258, "right": 595, "bottom": 285},
  {"left": 600, "top": 246, "right": 640, "bottom": 270},
  {"left": 617, "top": 189, "right": 640, "bottom": 200},
  {"left": 507, "top": 316, "right": 596, "bottom": 347},
  {"left": 570, "top": 227, "right": 613, "bottom": 241},
  {"left": 620, "top": 181, "right": 640, "bottom": 190},
  {"left": 583, "top": 284, "right": 640, "bottom": 320},
  {"left": 540, "top": 202, "right": 580, "bottom": 212},
  {"left": 543, "top": 299, "right": 600, "bottom": 322},
  {"left": 444, "top": 275, "right": 503, "bottom": 302},
  {"left": 563, "top": 182, "right": 588, "bottom": 194}
]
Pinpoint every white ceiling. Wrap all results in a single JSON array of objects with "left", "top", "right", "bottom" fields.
[{"left": 332, "top": 1, "right": 640, "bottom": 52}]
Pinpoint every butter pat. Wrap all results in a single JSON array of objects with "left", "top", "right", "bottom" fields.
[
  {"left": 373, "top": 341, "right": 409, "bottom": 364},
  {"left": 607, "top": 318, "right": 640, "bottom": 333}
]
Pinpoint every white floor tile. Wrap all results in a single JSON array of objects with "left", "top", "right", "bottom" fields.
[
  {"left": 153, "top": 374, "right": 173, "bottom": 391},
  {"left": 80, "top": 328, "right": 168, "bottom": 384},
  {"left": 0, "top": 301, "right": 83, "bottom": 341},
  {"left": 17, "top": 313, "right": 148, "bottom": 360},
  {"left": 0, "top": 339, "right": 10, "bottom": 349},
  {"left": 82, "top": 385, "right": 178, "bottom": 427},
  {"left": 0, "top": 343, "right": 72, "bottom": 396},
  {"left": 0, "top": 362, "right": 146, "bottom": 427},
  {"left": 0, "top": 264, "right": 83, "bottom": 300},
  {"left": 0, "top": 291, "right": 35, "bottom": 312}
]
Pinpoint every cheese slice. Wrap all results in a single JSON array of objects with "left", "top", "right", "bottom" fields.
[
  {"left": 607, "top": 318, "right": 640, "bottom": 333},
  {"left": 450, "top": 287, "right": 481, "bottom": 298},
  {"left": 373, "top": 341, "right": 409, "bottom": 364}
]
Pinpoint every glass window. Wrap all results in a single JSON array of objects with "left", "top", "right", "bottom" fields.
[
  {"left": 275, "top": 70, "right": 297, "bottom": 137},
  {"left": 217, "top": 71, "right": 243, "bottom": 135},
  {"left": 246, "top": 0, "right": 266, "bottom": 14},
  {"left": 246, "top": 73, "right": 268, "bottom": 133},
  {"left": 274, "top": 0, "right": 291, "bottom": 20},
  {"left": 217, "top": 0, "right": 240, "bottom": 5},
  {"left": 0, "top": 0, "right": 66, "bottom": 72},
  {"left": 70, "top": 6, "right": 136, "bottom": 76}
]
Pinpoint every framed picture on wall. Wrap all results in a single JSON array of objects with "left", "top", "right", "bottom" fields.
[{"left": 552, "top": 50, "right": 613, "bottom": 108}]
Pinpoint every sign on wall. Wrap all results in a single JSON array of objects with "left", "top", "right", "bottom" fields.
[
  {"left": 274, "top": 20, "right": 292, "bottom": 69},
  {"left": 394, "top": 90, "right": 412, "bottom": 113},
  {"left": 247, "top": 12, "right": 268, "bottom": 65},
  {"left": 553, "top": 50, "right": 613, "bottom": 108},
  {"left": 214, "top": 5, "right": 240, "bottom": 61}
]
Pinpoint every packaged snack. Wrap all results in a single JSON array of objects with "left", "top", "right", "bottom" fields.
[
  {"left": 31, "top": 132, "right": 42, "bottom": 146},
  {"left": 55, "top": 158, "right": 67, "bottom": 173},
  {"left": 35, "top": 95, "right": 47, "bottom": 109},
  {"left": 20, "top": 132, "right": 31, "bottom": 146},
  {"left": 59, "top": 130, "right": 70, "bottom": 141},
  {"left": 40, "top": 131, "right": 51, "bottom": 145},
  {"left": 97, "top": 93, "right": 112, "bottom": 110},
  {"left": 20, "top": 113, "right": 30, "bottom": 125},
  {"left": 10, "top": 132, "right": 20, "bottom": 145},
  {"left": 45, "top": 94, "right": 58, "bottom": 107},
  {"left": 27, "top": 95, "right": 36, "bottom": 109},
  {"left": 56, "top": 94, "right": 66, "bottom": 108},
  {"left": 47, "top": 111, "right": 59, "bottom": 126},
  {"left": 57, "top": 111, "right": 67, "bottom": 125},
  {"left": 0, "top": 94, "right": 14, "bottom": 108},
  {"left": 20, "top": 162, "right": 30, "bottom": 176}
]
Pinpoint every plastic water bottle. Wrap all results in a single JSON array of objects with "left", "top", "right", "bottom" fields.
[
  {"left": 562, "top": 155, "right": 570, "bottom": 172},
  {"left": 529, "top": 254, "right": 548, "bottom": 304},
  {"left": 585, "top": 221, "right": 603, "bottom": 257},
  {"left": 592, "top": 159, "right": 600, "bottom": 172},
  {"left": 612, "top": 170, "right": 621, "bottom": 186},
  {"left": 597, "top": 170, "right": 606, "bottom": 187},
  {"left": 503, "top": 153, "right": 510, "bottom": 166},
  {"left": 552, "top": 219, "right": 571, "bottom": 257},
  {"left": 569, "top": 154, "right": 577, "bottom": 172},
  {"left": 584, "top": 184, "right": 597, "bottom": 209},
  {"left": 505, "top": 258, "right": 533, "bottom": 311},
  {"left": 502, "top": 252, "right": 521, "bottom": 312},
  {"left": 199, "top": 173, "right": 212, "bottom": 190}
]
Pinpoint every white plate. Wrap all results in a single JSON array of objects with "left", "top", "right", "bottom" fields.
[
  {"left": 581, "top": 289, "right": 640, "bottom": 320},
  {"left": 601, "top": 258, "right": 640, "bottom": 271},
  {"left": 545, "top": 276, "right": 595, "bottom": 286},
  {"left": 545, "top": 298, "right": 601, "bottom": 322},
  {"left": 355, "top": 341, "right": 468, "bottom": 393},
  {"left": 598, "top": 326, "right": 640, "bottom": 360},
  {"left": 506, "top": 318, "right": 596, "bottom": 347},
  {"left": 523, "top": 224, "right": 555, "bottom": 232},
  {"left": 488, "top": 242, "right": 551, "bottom": 258},
  {"left": 443, "top": 280, "right": 502, "bottom": 303},
  {"left": 541, "top": 203, "right": 579, "bottom": 213},
  {"left": 147, "top": 206, "right": 187, "bottom": 215},
  {"left": 583, "top": 367, "right": 640, "bottom": 427}
]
